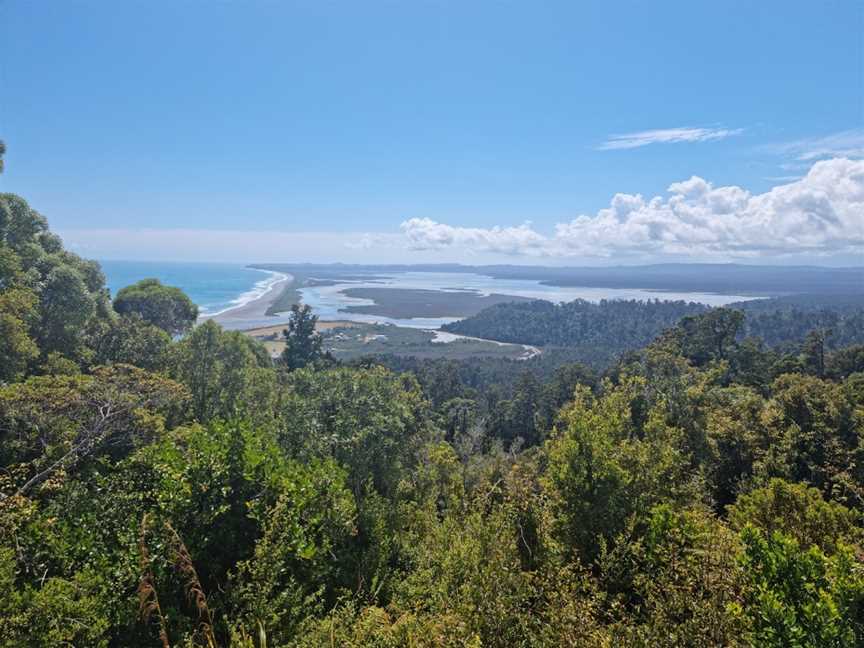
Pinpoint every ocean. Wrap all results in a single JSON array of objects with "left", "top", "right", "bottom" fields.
[{"left": 100, "top": 260, "right": 282, "bottom": 316}]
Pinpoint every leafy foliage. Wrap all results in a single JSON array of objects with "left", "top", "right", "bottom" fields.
[
  {"left": 2, "top": 192, "right": 864, "bottom": 646},
  {"left": 734, "top": 526, "right": 864, "bottom": 647},
  {"left": 279, "top": 303, "right": 329, "bottom": 370},
  {"left": 114, "top": 278, "right": 199, "bottom": 336},
  {"left": 443, "top": 296, "right": 864, "bottom": 366},
  {"left": 728, "top": 479, "right": 861, "bottom": 553},
  {"left": 168, "top": 319, "right": 276, "bottom": 423},
  {"left": 443, "top": 298, "right": 708, "bottom": 357},
  {"left": 0, "top": 193, "right": 113, "bottom": 371}
]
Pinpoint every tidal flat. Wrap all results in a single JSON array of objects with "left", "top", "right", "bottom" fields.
[{"left": 340, "top": 287, "right": 536, "bottom": 318}]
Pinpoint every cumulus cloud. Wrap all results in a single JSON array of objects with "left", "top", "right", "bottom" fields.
[
  {"left": 597, "top": 126, "right": 744, "bottom": 150},
  {"left": 62, "top": 159, "right": 863, "bottom": 264},
  {"left": 400, "top": 158, "right": 864, "bottom": 260}
]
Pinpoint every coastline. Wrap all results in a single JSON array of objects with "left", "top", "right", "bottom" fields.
[{"left": 203, "top": 271, "right": 294, "bottom": 324}]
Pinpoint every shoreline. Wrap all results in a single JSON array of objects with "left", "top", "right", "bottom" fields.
[{"left": 202, "top": 272, "right": 294, "bottom": 324}]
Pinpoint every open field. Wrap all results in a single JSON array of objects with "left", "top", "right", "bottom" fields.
[
  {"left": 246, "top": 321, "right": 534, "bottom": 361},
  {"left": 323, "top": 323, "right": 534, "bottom": 360},
  {"left": 245, "top": 320, "right": 360, "bottom": 357},
  {"left": 244, "top": 320, "right": 359, "bottom": 338}
]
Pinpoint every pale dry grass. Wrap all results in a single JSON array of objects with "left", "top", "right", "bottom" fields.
[
  {"left": 243, "top": 320, "right": 358, "bottom": 339},
  {"left": 138, "top": 514, "right": 218, "bottom": 648}
]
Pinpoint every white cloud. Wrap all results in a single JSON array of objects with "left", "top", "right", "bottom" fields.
[
  {"left": 770, "top": 129, "right": 864, "bottom": 162},
  {"left": 400, "top": 158, "right": 864, "bottom": 260},
  {"left": 763, "top": 175, "right": 804, "bottom": 183},
  {"left": 60, "top": 159, "right": 863, "bottom": 265},
  {"left": 598, "top": 126, "right": 744, "bottom": 150},
  {"left": 400, "top": 219, "right": 546, "bottom": 255}
]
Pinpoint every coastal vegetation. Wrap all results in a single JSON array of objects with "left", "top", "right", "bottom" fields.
[
  {"left": 114, "top": 279, "right": 199, "bottom": 336},
  {"left": 444, "top": 296, "right": 864, "bottom": 366},
  {"left": 1, "top": 191, "right": 864, "bottom": 646}
]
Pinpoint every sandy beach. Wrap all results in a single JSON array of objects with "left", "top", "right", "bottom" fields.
[{"left": 201, "top": 272, "right": 294, "bottom": 329}]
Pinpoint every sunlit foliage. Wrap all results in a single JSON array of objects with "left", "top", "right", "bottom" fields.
[{"left": 2, "top": 191, "right": 863, "bottom": 646}]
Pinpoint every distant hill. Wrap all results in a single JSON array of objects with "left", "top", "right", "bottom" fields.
[{"left": 731, "top": 293, "right": 864, "bottom": 313}]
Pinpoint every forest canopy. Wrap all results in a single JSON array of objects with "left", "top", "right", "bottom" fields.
[
  {"left": 443, "top": 296, "right": 864, "bottom": 367},
  {"left": 1, "top": 191, "right": 863, "bottom": 647}
]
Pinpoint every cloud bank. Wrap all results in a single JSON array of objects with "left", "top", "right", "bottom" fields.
[
  {"left": 598, "top": 126, "right": 743, "bottom": 150},
  {"left": 400, "top": 158, "right": 864, "bottom": 260},
  {"left": 61, "top": 159, "right": 863, "bottom": 265}
]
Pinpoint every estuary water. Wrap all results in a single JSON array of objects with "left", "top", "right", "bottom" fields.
[
  {"left": 99, "top": 263, "right": 764, "bottom": 330},
  {"left": 298, "top": 271, "right": 762, "bottom": 329}
]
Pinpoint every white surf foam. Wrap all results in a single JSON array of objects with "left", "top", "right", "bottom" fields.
[{"left": 199, "top": 269, "right": 288, "bottom": 317}]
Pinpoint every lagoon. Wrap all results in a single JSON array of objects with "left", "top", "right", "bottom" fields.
[
  {"left": 99, "top": 263, "right": 767, "bottom": 331},
  {"left": 297, "top": 271, "right": 762, "bottom": 329}
]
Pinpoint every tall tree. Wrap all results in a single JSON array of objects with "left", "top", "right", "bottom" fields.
[
  {"left": 280, "top": 303, "right": 326, "bottom": 370},
  {"left": 88, "top": 314, "right": 172, "bottom": 371},
  {"left": 0, "top": 193, "right": 115, "bottom": 370},
  {"left": 169, "top": 319, "right": 276, "bottom": 423},
  {"left": 113, "top": 278, "right": 198, "bottom": 336},
  {"left": 0, "top": 286, "right": 39, "bottom": 383},
  {"left": 36, "top": 264, "right": 97, "bottom": 360},
  {"left": 800, "top": 329, "right": 831, "bottom": 377},
  {"left": 673, "top": 308, "right": 745, "bottom": 365}
]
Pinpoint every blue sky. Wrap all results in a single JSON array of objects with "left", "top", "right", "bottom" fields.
[{"left": 1, "top": 1, "right": 862, "bottom": 264}]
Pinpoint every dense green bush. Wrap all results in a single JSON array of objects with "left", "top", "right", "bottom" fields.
[{"left": 2, "top": 191, "right": 864, "bottom": 646}]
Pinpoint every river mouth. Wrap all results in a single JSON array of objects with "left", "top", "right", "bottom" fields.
[{"left": 294, "top": 270, "right": 762, "bottom": 329}]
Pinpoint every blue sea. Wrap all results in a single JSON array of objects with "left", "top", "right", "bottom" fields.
[{"left": 100, "top": 260, "right": 281, "bottom": 316}]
